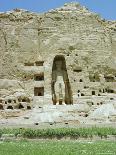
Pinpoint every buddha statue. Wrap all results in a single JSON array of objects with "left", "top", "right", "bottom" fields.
[
  {"left": 52, "top": 56, "right": 73, "bottom": 105},
  {"left": 52, "top": 61, "right": 66, "bottom": 104}
]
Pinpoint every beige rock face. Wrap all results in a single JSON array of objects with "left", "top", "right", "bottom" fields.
[{"left": 0, "top": 2, "right": 116, "bottom": 125}]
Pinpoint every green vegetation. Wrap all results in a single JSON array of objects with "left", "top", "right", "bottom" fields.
[
  {"left": 0, "top": 128, "right": 115, "bottom": 155},
  {"left": 0, "top": 127, "right": 116, "bottom": 138},
  {"left": 0, "top": 141, "right": 115, "bottom": 155}
]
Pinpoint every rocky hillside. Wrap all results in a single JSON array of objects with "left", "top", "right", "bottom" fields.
[{"left": 0, "top": 2, "right": 116, "bottom": 80}]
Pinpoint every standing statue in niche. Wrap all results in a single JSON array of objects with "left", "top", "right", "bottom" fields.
[
  {"left": 52, "top": 61, "right": 65, "bottom": 105},
  {"left": 52, "top": 56, "right": 72, "bottom": 105}
]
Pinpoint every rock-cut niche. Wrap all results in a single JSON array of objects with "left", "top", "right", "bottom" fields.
[{"left": 51, "top": 55, "right": 73, "bottom": 105}]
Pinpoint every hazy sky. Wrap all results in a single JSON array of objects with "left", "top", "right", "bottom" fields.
[{"left": 0, "top": 0, "right": 116, "bottom": 20}]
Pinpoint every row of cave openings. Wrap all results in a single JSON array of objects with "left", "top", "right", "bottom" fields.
[
  {"left": 89, "top": 74, "right": 115, "bottom": 82},
  {"left": 0, "top": 97, "right": 31, "bottom": 110},
  {"left": 33, "top": 74, "right": 115, "bottom": 83},
  {"left": 73, "top": 71, "right": 115, "bottom": 83},
  {"left": 77, "top": 88, "right": 115, "bottom": 97}
]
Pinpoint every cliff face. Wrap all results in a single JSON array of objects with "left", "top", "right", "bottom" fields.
[
  {"left": 0, "top": 2, "right": 116, "bottom": 125},
  {"left": 0, "top": 2, "right": 116, "bottom": 80},
  {"left": 0, "top": 9, "right": 40, "bottom": 79}
]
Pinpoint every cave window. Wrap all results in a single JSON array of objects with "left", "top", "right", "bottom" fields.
[
  {"left": 104, "top": 76, "right": 114, "bottom": 82},
  {"left": 35, "top": 61, "right": 44, "bottom": 66},
  {"left": 108, "top": 89, "right": 114, "bottom": 93},
  {"left": 81, "top": 93, "right": 84, "bottom": 96},
  {"left": 85, "top": 114, "right": 88, "bottom": 117},
  {"left": 78, "top": 90, "right": 80, "bottom": 93},
  {"left": 34, "top": 87, "right": 44, "bottom": 96},
  {"left": 7, "top": 106, "right": 13, "bottom": 110},
  {"left": 84, "top": 86, "right": 89, "bottom": 89},
  {"left": 24, "top": 62, "right": 34, "bottom": 66},
  {"left": 8, "top": 99, "right": 11, "bottom": 103},
  {"left": 73, "top": 69, "right": 82, "bottom": 72},
  {"left": 73, "top": 67, "right": 82, "bottom": 72},
  {"left": 34, "top": 74, "right": 44, "bottom": 81},
  {"left": 79, "top": 79, "right": 83, "bottom": 82},
  {"left": 92, "top": 91, "right": 95, "bottom": 95}
]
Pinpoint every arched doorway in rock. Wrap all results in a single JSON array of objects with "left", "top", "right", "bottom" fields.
[{"left": 51, "top": 55, "right": 73, "bottom": 105}]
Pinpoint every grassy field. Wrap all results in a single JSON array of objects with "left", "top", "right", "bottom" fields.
[{"left": 0, "top": 141, "right": 115, "bottom": 155}]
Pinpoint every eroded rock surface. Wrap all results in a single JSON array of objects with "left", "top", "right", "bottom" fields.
[{"left": 0, "top": 2, "right": 116, "bottom": 126}]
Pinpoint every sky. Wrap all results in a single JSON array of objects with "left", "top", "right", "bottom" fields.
[{"left": 0, "top": 0, "right": 116, "bottom": 20}]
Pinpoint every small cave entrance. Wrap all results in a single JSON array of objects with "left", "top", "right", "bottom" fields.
[
  {"left": 51, "top": 55, "right": 73, "bottom": 105},
  {"left": 22, "top": 99, "right": 26, "bottom": 102},
  {"left": 24, "top": 62, "right": 34, "bottom": 66},
  {"left": 7, "top": 106, "right": 13, "bottom": 110},
  {"left": 81, "top": 93, "right": 85, "bottom": 96},
  {"left": 34, "top": 87, "right": 44, "bottom": 96},
  {"left": 107, "top": 89, "right": 114, "bottom": 93},
  {"left": 104, "top": 76, "right": 114, "bottom": 82},
  {"left": 0, "top": 104, "right": 4, "bottom": 110},
  {"left": 92, "top": 91, "right": 95, "bottom": 95},
  {"left": 35, "top": 61, "right": 44, "bottom": 66},
  {"left": 34, "top": 74, "right": 44, "bottom": 81},
  {"left": 79, "top": 79, "right": 83, "bottom": 82},
  {"left": 13, "top": 100, "right": 16, "bottom": 103},
  {"left": 27, "top": 105, "right": 31, "bottom": 110},
  {"left": 8, "top": 99, "right": 12, "bottom": 103},
  {"left": 19, "top": 103, "right": 24, "bottom": 109}
]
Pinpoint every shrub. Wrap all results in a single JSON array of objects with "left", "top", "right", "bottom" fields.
[{"left": 0, "top": 127, "right": 115, "bottom": 138}]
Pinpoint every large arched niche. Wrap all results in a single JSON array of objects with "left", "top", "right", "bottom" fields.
[{"left": 51, "top": 55, "right": 73, "bottom": 105}]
